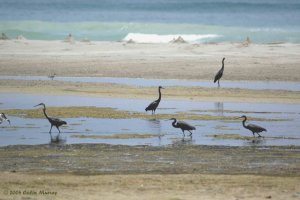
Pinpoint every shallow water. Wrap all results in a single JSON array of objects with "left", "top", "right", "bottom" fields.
[
  {"left": 0, "top": 116, "right": 299, "bottom": 147},
  {"left": 0, "top": 93, "right": 299, "bottom": 147},
  {"left": 1, "top": 75, "right": 300, "bottom": 91},
  {"left": 1, "top": 93, "right": 300, "bottom": 114}
]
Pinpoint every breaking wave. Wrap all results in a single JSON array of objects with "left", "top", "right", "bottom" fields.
[{"left": 122, "top": 33, "right": 221, "bottom": 43}]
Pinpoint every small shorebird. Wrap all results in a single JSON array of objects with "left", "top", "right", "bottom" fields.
[{"left": 48, "top": 73, "right": 56, "bottom": 80}]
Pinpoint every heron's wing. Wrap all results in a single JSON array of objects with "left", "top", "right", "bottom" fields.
[
  {"left": 177, "top": 121, "right": 196, "bottom": 130},
  {"left": 146, "top": 100, "right": 159, "bottom": 110},
  {"left": 49, "top": 117, "right": 66, "bottom": 125},
  {"left": 248, "top": 123, "right": 267, "bottom": 132},
  {"left": 214, "top": 69, "right": 223, "bottom": 82}
]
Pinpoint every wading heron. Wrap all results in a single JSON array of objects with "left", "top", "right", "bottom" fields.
[
  {"left": 34, "top": 103, "right": 67, "bottom": 135},
  {"left": 145, "top": 86, "right": 165, "bottom": 114},
  {"left": 214, "top": 57, "right": 225, "bottom": 88},
  {"left": 239, "top": 115, "right": 266, "bottom": 137},
  {"left": 170, "top": 118, "right": 196, "bottom": 136}
]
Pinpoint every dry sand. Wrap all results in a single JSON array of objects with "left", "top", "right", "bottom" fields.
[
  {"left": 1, "top": 40, "right": 300, "bottom": 104},
  {"left": 1, "top": 173, "right": 299, "bottom": 200},
  {"left": 1, "top": 40, "right": 300, "bottom": 81}
]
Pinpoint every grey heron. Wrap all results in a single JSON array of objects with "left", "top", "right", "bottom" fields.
[
  {"left": 239, "top": 115, "right": 267, "bottom": 137},
  {"left": 145, "top": 86, "right": 165, "bottom": 114},
  {"left": 34, "top": 103, "right": 67, "bottom": 135},
  {"left": 170, "top": 118, "right": 196, "bottom": 137},
  {"left": 214, "top": 57, "right": 225, "bottom": 88}
]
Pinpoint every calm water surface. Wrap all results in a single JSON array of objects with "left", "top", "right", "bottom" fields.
[
  {"left": 1, "top": 76, "right": 300, "bottom": 91},
  {"left": 1, "top": 93, "right": 299, "bottom": 147}
]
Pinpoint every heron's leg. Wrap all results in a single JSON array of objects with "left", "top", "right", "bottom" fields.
[
  {"left": 182, "top": 130, "right": 185, "bottom": 137},
  {"left": 256, "top": 132, "right": 262, "bottom": 137},
  {"left": 55, "top": 126, "right": 61, "bottom": 141},
  {"left": 218, "top": 80, "right": 220, "bottom": 88},
  {"left": 188, "top": 130, "right": 193, "bottom": 136},
  {"left": 49, "top": 125, "right": 53, "bottom": 133},
  {"left": 252, "top": 132, "right": 255, "bottom": 137},
  {"left": 56, "top": 126, "right": 61, "bottom": 133}
]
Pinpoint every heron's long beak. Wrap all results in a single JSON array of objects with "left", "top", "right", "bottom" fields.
[{"left": 34, "top": 103, "right": 42, "bottom": 107}]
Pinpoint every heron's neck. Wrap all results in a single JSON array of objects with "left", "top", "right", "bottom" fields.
[
  {"left": 172, "top": 119, "right": 178, "bottom": 128},
  {"left": 43, "top": 108, "right": 49, "bottom": 119},
  {"left": 221, "top": 60, "right": 225, "bottom": 70},
  {"left": 242, "top": 118, "right": 247, "bottom": 128},
  {"left": 158, "top": 88, "right": 162, "bottom": 101}
]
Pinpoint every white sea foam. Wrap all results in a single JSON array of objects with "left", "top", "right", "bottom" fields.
[
  {"left": 1, "top": 21, "right": 299, "bottom": 43},
  {"left": 122, "top": 33, "right": 221, "bottom": 44}
]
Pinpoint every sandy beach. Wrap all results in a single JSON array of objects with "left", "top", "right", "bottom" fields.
[
  {"left": 1, "top": 40, "right": 300, "bottom": 81},
  {"left": 1, "top": 40, "right": 300, "bottom": 104},
  {"left": 2, "top": 0, "right": 300, "bottom": 199},
  {"left": 1, "top": 39, "right": 300, "bottom": 200}
]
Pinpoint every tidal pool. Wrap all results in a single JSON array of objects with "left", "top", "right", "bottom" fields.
[
  {"left": 1, "top": 93, "right": 300, "bottom": 114},
  {"left": 1, "top": 75, "right": 300, "bottom": 91},
  {"left": 0, "top": 116, "right": 299, "bottom": 147},
  {"left": 0, "top": 93, "right": 299, "bottom": 147}
]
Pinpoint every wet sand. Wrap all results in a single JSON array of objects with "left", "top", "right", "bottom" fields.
[
  {"left": 1, "top": 79, "right": 300, "bottom": 104},
  {"left": 0, "top": 144, "right": 299, "bottom": 199},
  {"left": 1, "top": 106, "right": 286, "bottom": 121}
]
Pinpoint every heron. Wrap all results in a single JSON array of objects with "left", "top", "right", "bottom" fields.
[
  {"left": 34, "top": 103, "right": 67, "bottom": 135},
  {"left": 239, "top": 115, "right": 267, "bottom": 137},
  {"left": 214, "top": 57, "right": 225, "bottom": 88},
  {"left": 145, "top": 86, "right": 165, "bottom": 114},
  {"left": 0, "top": 113, "right": 10, "bottom": 125},
  {"left": 170, "top": 118, "right": 196, "bottom": 136}
]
